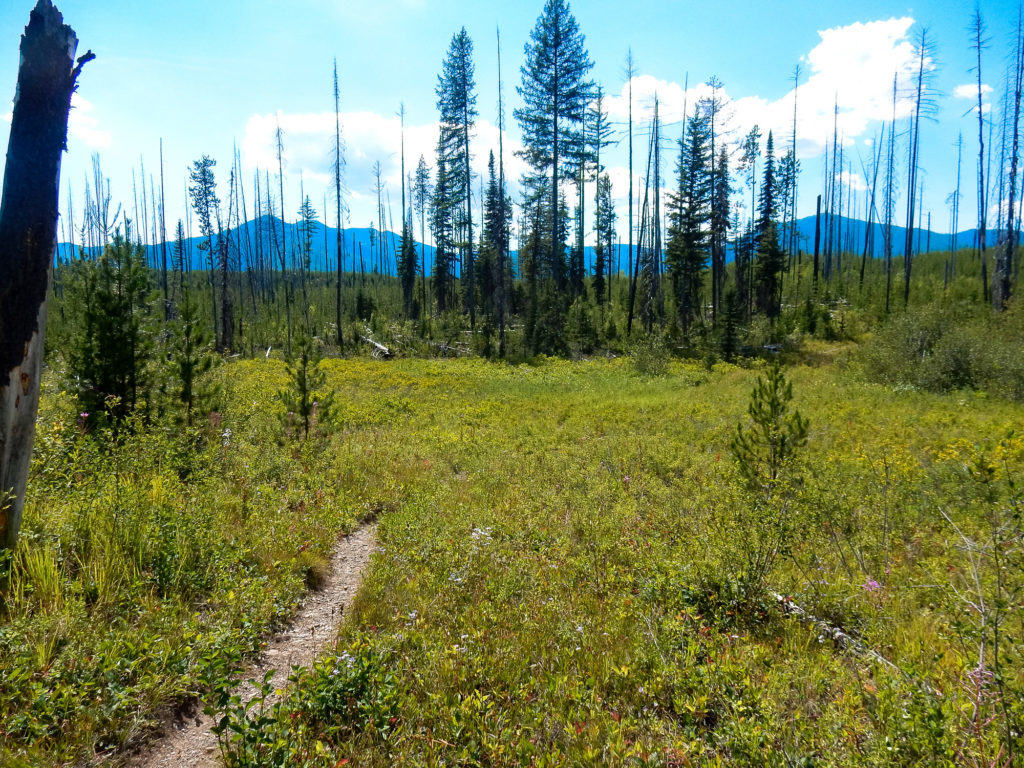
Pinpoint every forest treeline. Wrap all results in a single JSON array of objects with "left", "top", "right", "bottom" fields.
[{"left": 54, "top": 0, "right": 1023, "bottom": 371}]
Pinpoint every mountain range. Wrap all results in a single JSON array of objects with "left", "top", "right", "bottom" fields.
[{"left": 57, "top": 214, "right": 1003, "bottom": 276}]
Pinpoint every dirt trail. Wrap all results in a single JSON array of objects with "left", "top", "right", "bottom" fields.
[{"left": 130, "top": 522, "right": 377, "bottom": 768}]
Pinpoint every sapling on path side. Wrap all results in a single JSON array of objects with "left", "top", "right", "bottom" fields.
[
  {"left": 168, "top": 286, "right": 219, "bottom": 428},
  {"left": 278, "top": 335, "right": 334, "bottom": 440}
]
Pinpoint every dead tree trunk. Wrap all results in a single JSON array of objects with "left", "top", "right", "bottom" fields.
[{"left": 1, "top": 0, "right": 91, "bottom": 552}]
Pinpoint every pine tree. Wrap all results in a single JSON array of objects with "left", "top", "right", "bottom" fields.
[
  {"left": 297, "top": 195, "right": 318, "bottom": 334},
  {"left": 515, "top": 0, "right": 593, "bottom": 298},
  {"left": 168, "top": 285, "right": 217, "bottom": 428},
  {"left": 755, "top": 221, "right": 785, "bottom": 319},
  {"left": 67, "top": 234, "right": 154, "bottom": 426},
  {"left": 666, "top": 110, "right": 711, "bottom": 332},
  {"left": 278, "top": 334, "right": 333, "bottom": 441},
  {"left": 431, "top": 139, "right": 457, "bottom": 313},
  {"left": 593, "top": 173, "right": 615, "bottom": 305},
  {"left": 188, "top": 155, "right": 220, "bottom": 348},
  {"left": 480, "top": 151, "right": 512, "bottom": 330},
  {"left": 398, "top": 211, "right": 418, "bottom": 317},
  {"left": 757, "top": 131, "right": 777, "bottom": 237},
  {"left": 412, "top": 155, "right": 432, "bottom": 314},
  {"left": 712, "top": 144, "right": 731, "bottom": 299},
  {"left": 737, "top": 125, "right": 762, "bottom": 316},
  {"left": 436, "top": 28, "right": 478, "bottom": 324}
]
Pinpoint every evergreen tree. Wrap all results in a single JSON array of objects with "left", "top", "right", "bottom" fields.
[
  {"left": 297, "top": 195, "right": 318, "bottom": 333},
  {"left": 398, "top": 211, "right": 418, "bottom": 317},
  {"left": 67, "top": 234, "right": 154, "bottom": 426},
  {"left": 412, "top": 155, "right": 433, "bottom": 314},
  {"left": 173, "top": 219, "right": 187, "bottom": 298},
  {"left": 720, "top": 288, "right": 740, "bottom": 361},
  {"left": 188, "top": 156, "right": 221, "bottom": 348},
  {"left": 168, "top": 286, "right": 218, "bottom": 428},
  {"left": 757, "top": 131, "right": 777, "bottom": 237},
  {"left": 278, "top": 334, "right": 333, "bottom": 441},
  {"left": 593, "top": 173, "right": 615, "bottom": 304},
  {"left": 431, "top": 140, "right": 457, "bottom": 313},
  {"left": 515, "top": 0, "right": 594, "bottom": 296},
  {"left": 436, "top": 28, "right": 478, "bottom": 323},
  {"left": 755, "top": 221, "right": 785, "bottom": 319},
  {"left": 297, "top": 196, "right": 318, "bottom": 273},
  {"left": 586, "top": 87, "right": 615, "bottom": 304},
  {"left": 666, "top": 111, "right": 711, "bottom": 332},
  {"left": 777, "top": 148, "right": 798, "bottom": 259},
  {"left": 480, "top": 151, "right": 512, "bottom": 330},
  {"left": 712, "top": 144, "right": 731, "bottom": 291}
]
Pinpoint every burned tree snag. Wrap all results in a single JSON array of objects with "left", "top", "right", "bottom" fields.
[{"left": 0, "top": 0, "right": 91, "bottom": 552}]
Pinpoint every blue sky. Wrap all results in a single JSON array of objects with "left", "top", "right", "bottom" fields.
[{"left": 0, "top": 0, "right": 1019, "bottom": 247}]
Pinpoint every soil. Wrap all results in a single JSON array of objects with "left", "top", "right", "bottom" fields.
[{"left": 127, "top": 522, "right": 377, "bottom": 768}]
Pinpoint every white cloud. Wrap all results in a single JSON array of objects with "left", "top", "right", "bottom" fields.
[
  {"left": 954, "top": 83, "right": 992, "bottom": 99},
  {"left": 242, "top": 108, "right": 529, "bottom": 227},
  {"left": 69, "top": 93, "right": 110, "bottom": 149},
  {"left": 605, "top": 17, "right": 921, "bottom": 162}
]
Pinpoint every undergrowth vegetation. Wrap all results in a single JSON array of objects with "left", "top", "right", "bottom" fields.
[
  {"left": 0, "top": 361, "right": 359, "bottom": 766},
  {"left": 142, "top": 355, "right": 1024, "bottom": 766},
  {"left": 2, "top": 347, "right": 1023, "bottom": 765},
  {"left": 859, "top": 302, "right": 1024, "bottom": 399}
]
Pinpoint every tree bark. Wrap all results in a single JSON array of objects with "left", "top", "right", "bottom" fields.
[{"left": 1, "top": 0, "right": 90, "bottom": 552}]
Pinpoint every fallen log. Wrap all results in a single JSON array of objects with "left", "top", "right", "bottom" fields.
[
  {"left": 360, "top": 329, "right": 391, "bottom": 359},
  {"left": 771, "top": 590, "right": 939, "bottom": 696}
]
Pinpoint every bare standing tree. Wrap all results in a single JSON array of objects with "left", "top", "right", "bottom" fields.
[
  {"left": 625, "top": 49, "right": 636, "bottom": 292},
  {"left": 946, "top": 133, "right": 963, "bottom": 287},
  {"left": 995, "top": 8, "right": 1023, "bottom": 308},
  {"left": 1, "top": 0, "right": 91, "bottom": 553},
  {"left": 333, "top": 60, "right": 346, "bottom": 349},
  {"left": 275, "top": 121, "right": 293, "bottom": 356},
  {"left": 883, "top": 76, "right": 897, "bottom": 313},
  {"left": 971, "top": 8, "right": 992, "bottom": 304},
  {"left": 903, "top": 28, "right": 936, "bottom": 306}
]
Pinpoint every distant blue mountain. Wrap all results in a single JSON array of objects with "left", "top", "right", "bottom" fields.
[
  {"left": 57, "top": 213, "right": 1000, "bottom": 276},
  {"left": 789, "top": 214, "right": 994, "bottom": 258},
  {"left": 57, "top": 215, "right": 432, "bottom": 276}
]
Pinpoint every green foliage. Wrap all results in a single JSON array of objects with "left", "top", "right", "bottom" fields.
[
  {"left": 167, "top": 288, "right": 219, "bottom": 427},
  {"left": 861, "top": 303, "right": 1024, "bottom": 398},
  {"left": 65, "top": 235, "right": 155, "bottom": 426},
  {"left": 754, "top": 221, "right": 785, "bottom": 319},
  {"left": 720, "top": 289, "right": 741, "bottom": 362},
  {"left": 211, "top": 636, "right": 399, "bottom": 767},
  {"left": 731, "top": 360, "right": 809, "bottom": 494},
  {"left": 354, "top": 288, "right": 376, "bottom": 322},
  {"left": 397, "top": 215, "right": 418, "bottom": 318},
  {"left": 0, "top": 360, "right": 359, "bottom": 764},
  {"left": 565, "top": 297, "right": 598, "bottom": 356},
  {"left": 278, "top": 336, "right": 334, "bottom": 440},
  {"left": 666, "top": 109, "right": 711, "bottom": 332},
  {"left": 7, "top": 352, "right": 1024, "bottom": 765},
  {"left": 629, "top": 332, "right": 668, "bottom": 376},
  {"left": 729, "top": 360, "right": 809, "bottom": 592}
]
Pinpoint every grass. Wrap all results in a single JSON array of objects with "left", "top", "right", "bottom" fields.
[{"left": 2, "top": 351, "right": 1023, "bottom": 766}]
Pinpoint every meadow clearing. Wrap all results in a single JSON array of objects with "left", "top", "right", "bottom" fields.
[{"left": 2, "top": 348, "right": 1022, "bottom": 766}]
